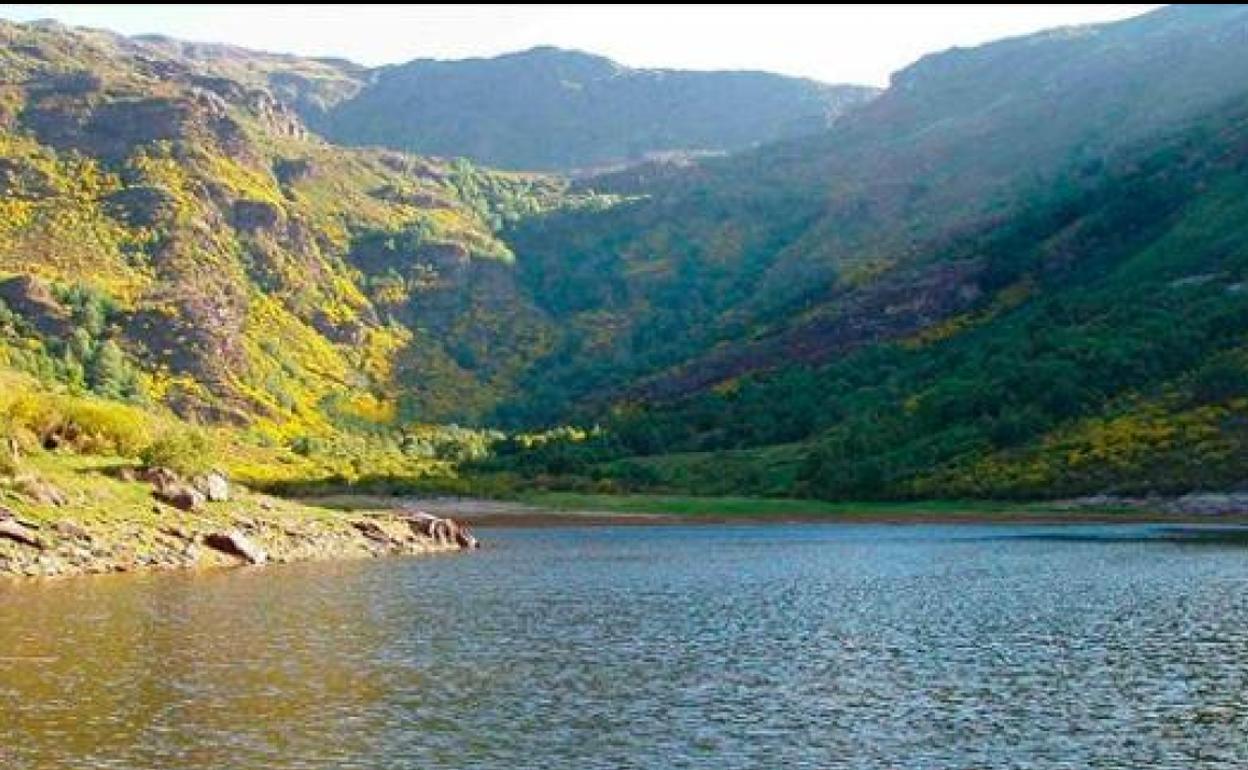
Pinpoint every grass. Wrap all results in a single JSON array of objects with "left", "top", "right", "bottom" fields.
[
  {"left": 515, "top": 491, "right": 1070, "bottom": 518},
  {"left": 5, "top": 451, "right": 337, "bottom": 528}
]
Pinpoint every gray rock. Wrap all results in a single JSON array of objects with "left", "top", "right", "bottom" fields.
[
  {"left": 196, "top": 471, "right": 230, "bottom": 502},
  {"left": 154, "top": 484, "right": 206, "bottom": 512},
  {"left": 138, "top": 466, "right": 181, "bottom": 488},
  {"left": 1166, "top": 493, "right": 1248, "bottom": 515},
  {"left": 0, "top": 520, "right": 44, "bottom": 550},
  {"left": 17, "top": 476, "right": 69, "bottom": 507},
  {"left": 203, "top": 531, "right": 267, "bottom": 565}
]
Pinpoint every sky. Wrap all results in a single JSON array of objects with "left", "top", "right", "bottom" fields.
[{"left": 1, "top": 4, "right": 1161, "bottom": 86}]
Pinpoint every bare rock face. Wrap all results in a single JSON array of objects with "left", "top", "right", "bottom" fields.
[
  {"left": 0, "top": 275, "right": 74, "bottom": 339},
  {"left": 105, "top": 184, "right": 181, "bottom": 228},
  {"left": 23, "top": 93, "right": 244, "bottom": 161},
  {"left": 273, "top": 157, "right": 316, "bottom": 186},
  {"left": 204, "top": 531, "right": 268, "bottom": 565},
  {"left": 231, "top": 199, "right": 284, "bottom": 233}
]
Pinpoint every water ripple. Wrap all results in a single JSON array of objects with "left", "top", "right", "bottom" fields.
[{"left": 3, "top": 523, "right": 1248, "bottom": 769}]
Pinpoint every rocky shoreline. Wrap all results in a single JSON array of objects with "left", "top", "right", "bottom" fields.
[
  {"left": 0, "top": 464, "right": 477, "bottom": 579},
  {"left": 0, "top": 508, "right": 472, "bottom": 579}
]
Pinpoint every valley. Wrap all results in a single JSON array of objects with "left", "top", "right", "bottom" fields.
[{"left": 2, "top": 6, "right": 1248, "bottom": 577}]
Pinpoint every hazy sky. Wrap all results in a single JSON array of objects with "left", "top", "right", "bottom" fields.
[{"left": 2, "top": 4, "right": 1160, "bottom": 85}]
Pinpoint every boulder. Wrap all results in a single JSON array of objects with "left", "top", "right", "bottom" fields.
[
  {"left": 53, "top": 520, "right": 90, "bottom": 541},
  {"left": 16, "top": 476, "right": 69, "bottom": 507},
  {"left": 405, "top": 512, "right": 479, "bottom": 550},
  {"left": 137, "top": 466, "right": 181, "bottom": 488},
  {"left": 203, "top": 531, "right": 267, "bottom": 565},
  {"left": 195, "top": 471, "right": 230, "bottom": 503},
  {"left": 454, "top": 523, "right": 481, "bottom": 550},
  {"left": 0, "top": 519, "right": 44, "bottom": 550},
  {"left": 154, "top": 484, "right": 206, "bottom": 512}
]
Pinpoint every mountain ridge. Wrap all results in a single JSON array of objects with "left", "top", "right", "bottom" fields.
[
  {"left": 299, "top": 45, "right": 878, "bottom": 171},
  {"left": 0, "top": 6, "right": 1246, "bottom": 502}
]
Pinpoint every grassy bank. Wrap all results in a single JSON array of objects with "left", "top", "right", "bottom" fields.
[
  {"left": 510, "top": 491, "right": 1217, "bottom": 522},
  {"left": 516, "top": 492, "right": 1048, "bottom": 517},
  {"left": 0, "top": 452, "right": 460, "bottom": 579}
]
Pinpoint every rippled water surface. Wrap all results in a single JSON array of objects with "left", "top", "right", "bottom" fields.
[{"left": 4, "top": 523, "right": 1248, "bottom": 769}]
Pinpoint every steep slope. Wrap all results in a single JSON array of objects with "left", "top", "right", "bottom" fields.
[
  {"left": 297, "top": 47, "right": 877, "bottom": 172},
  {"left": 3, "top": 7, "right": 1248, "bottom": 504},
  {"left": 0, "top": 19, "right": 591, "bottom": 440},
  {"left": 479, "top": 5, "right": 1248, "bottom": 498},
  {"left": 573, "top": 97, "right": 1248, "bottom": 499},
  {"left": 498, "top": 4, "right": 1248, "bottom": 423}
]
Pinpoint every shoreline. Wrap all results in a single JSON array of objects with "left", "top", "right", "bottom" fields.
[
  {"left": 0, "top": 458, "right": 470, "bottom": 579},
  {"left": 10, "top": 486, "right": 1248, "bottom": 580},
  {"left": 0, "top": 508, "right": 463, "bottom": 580},
  {"left": 301, "top": 494, "right": 1248, "bottom": 529}
]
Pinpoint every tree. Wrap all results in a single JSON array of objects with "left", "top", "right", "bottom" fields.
[{"left": 87, "top": 340, "right": 128, "bottom": 398}]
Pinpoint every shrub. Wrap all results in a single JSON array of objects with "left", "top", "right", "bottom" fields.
[
  {"left": 140, "top": 430, "right": 213, "bottom": 475},
  {"left": 4, "top": 391, "right": 151, "bottom": 457},
  {"left": 60, "top": 399, "right": 152, "bottom": 456}
]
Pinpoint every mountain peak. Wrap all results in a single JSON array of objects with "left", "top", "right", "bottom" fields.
[{"left": 306, "top": 47, "right": 873, "bottom": 171}]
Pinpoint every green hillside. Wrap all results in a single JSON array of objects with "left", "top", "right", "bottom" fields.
[
  {"left": 293, "top": 47, "right": 877, "bottom": 172},
  {"left": 0, "top": 6, "right": 1246, "bottom": 507},
  {"left": 0, "top": 19, "right": 602, "bottom": 489},
  {"left": 477, "top": 5, "right": 1248, "bottom": 498}
]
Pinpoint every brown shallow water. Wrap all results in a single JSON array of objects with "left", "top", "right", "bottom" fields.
[{"left": 3, "top": 523, "right": 1248, "bottom": 769}]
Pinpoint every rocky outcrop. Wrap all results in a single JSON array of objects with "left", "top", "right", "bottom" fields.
[
  {"left": 2, "top": 467, "right": 473, "bottom": 579},
  {"left": 0, "top": 507, "right": 466, "bottom": 578},
  {"left": 22, "top": 92, "right": 247, "bottom": 161},
  {"left": 105, "top": 185, "right": 181, "bottom": 227},
  {"left": 0, "top": 510, "right": 43, "bottom": 550},
  {"left": 15, "top": 476, "right": 69, "bottom": 507},
  {"left": 154, "top": 484, "right": 206, "bottom": 512},
  {"left": 404, "top": 511, "right": 480, "bottom": 550},
  {"left": 231, "top": 199, "right": 284, "bottom": 233},
  {"left": 204, "top": 530, "right": 267, "bottom": 565},
  {"left": 0, "top": 275, "right": 73, "bottom": 339},
  {"left": 196, "top": 471, "right": 230, "bottom": 502},
  {"left": 273, "top": 157, "right": 316, "bottom": 186}
]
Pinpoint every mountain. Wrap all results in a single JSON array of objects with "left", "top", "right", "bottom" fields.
[
  {"left": 0, "top": 7, "right": 1247, "bottom": 503},
  {"left": 0, "top": 19, "right": 597, "bottom": 442},
  {"left": 476, "top": 4, "right": 1248, "bottom": 497},
  {"left": 285, "top": 47, "right": 878, "bottom": 172},
  {"left": 128, "top": 39, "right": 877, "bottom": 172}
]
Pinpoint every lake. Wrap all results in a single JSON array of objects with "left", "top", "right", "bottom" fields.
[{"left": 4, "top": 523, "right": 1248, "bottom": 769}]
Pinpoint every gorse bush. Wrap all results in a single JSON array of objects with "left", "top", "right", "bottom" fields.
[
  {"left": 139, "top": 429, "right": 213, "bottom": 476},
  {"left": 4, "top": 390, "right": 152, "bottom": 457}
]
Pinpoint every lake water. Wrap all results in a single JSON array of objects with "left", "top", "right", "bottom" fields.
[{"left": 4, "top": 523, "right": 1248, "bottom": 769}]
